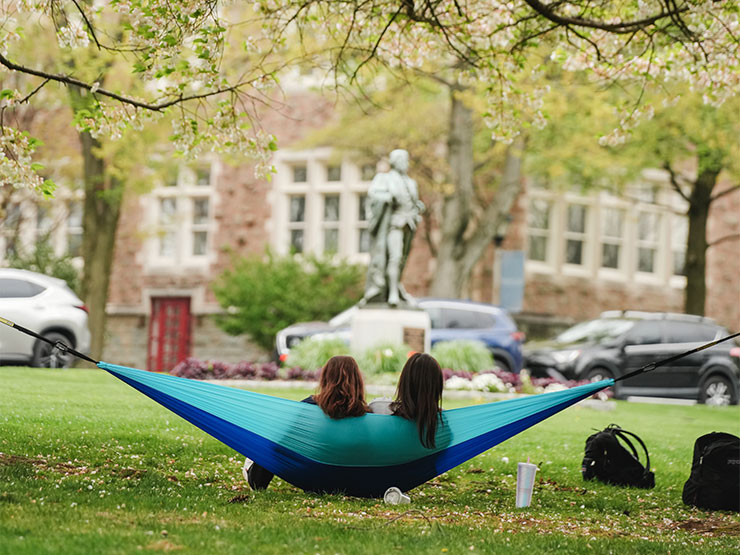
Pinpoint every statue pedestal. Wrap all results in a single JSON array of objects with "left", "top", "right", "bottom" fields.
[{"left": 350, "top": 306, "right": 431, "bottom": 354}]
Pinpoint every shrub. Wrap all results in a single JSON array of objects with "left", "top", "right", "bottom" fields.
[
  {"left": 285, "top": 337, "right": 350, "bottom": 371},
  {"left": 431, "top": 340, "right": 495, "bottom": 374},
  {"left": 212, "top": 250, "right": 365, "bottom": 351},
  {"left": 8, "top": 237, "right": 81, "bottom": 294},
  {"left": 356, "top": 342, "right": 412, "bottom": 376}
]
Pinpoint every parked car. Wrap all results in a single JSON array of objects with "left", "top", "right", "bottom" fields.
[
  {"left": 523, "top": 311, "right": 740, "bottom": 405},
  {"left": 275, "top": 298, "right": 525, "bottom": 373},
  {"left": 0, "top": 268, "right": 90, "bottom": 368}
]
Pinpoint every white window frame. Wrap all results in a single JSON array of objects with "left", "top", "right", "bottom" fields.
[
  {"left": 270, "top": 148, "right": 371, "bottom": 263},
  {"left": 525, "top": 178, "right": 688, "bottom": 289},
  {"left": 144, "top": 161, "right": 218, "bottom": 271}
]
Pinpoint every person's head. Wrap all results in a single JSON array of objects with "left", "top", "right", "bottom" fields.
[
  {"left": 388, "top": 149, "right": 409, "bottom": 173},
  {"left": 314, "top": 355, "right": 369, "bottom": 419},
  {"left": 392, "top": 352, "right": 444, "bottom": 448}
]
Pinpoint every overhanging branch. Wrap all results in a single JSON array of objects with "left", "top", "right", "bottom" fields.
[
  {"left": 0, "top": 52, "right": 248, "bottom": 112},
  {"left": 523, "top": 0, "right": 691, "bottom": 35}
]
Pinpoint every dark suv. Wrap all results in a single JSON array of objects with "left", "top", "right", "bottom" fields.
[{"left": 524, "top": 311, "right": 740, "bottom": 405}]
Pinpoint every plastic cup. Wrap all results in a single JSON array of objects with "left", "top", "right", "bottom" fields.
[
  {"left": 515, "top": 462, "right": 538, "bottom": 508},
  {"left": 383, "top": 487, "right": 410, "bottom": 504}
]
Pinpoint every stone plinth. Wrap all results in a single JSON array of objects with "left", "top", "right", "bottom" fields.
[{"left": 350, "top": 306, "right": 431, "bottom": 353}]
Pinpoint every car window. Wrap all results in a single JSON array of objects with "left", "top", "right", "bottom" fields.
[
  {"left": 623, "top": 321, "right": 663, "bottom": 345},
  {"left": 0, "top": 278, "right": 45, "bottom": 298},
  {"left": 556, "top": 318, "right": 635, "bottom": 344},
  {"left": 664, "top": 321, "right": 719, "bottom": 343},
  {"left": 441, "top": 308, "right": 484, "bottom": 329},
  {"left": 424, "top": 307, "right": 443, "bottom": 329}
]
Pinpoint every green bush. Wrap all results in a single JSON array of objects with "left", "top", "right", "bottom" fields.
[
  {"left": 356, "top": 342, "right": 412, "bottom": 376},
  {"left": 285, "top": 337, "right": 351, "bottom": 371},
  {"left": 8, "top": 237, "right": 81, "bottom": 294},
  {"left": 212, "top": 250, "right": 365, "bottom": 351},
  {"left": 430, "top": 340, "right": 495, "bottom": 373}
]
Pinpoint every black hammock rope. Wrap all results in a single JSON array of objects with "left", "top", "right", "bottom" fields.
[
  {"left": 0, "top": 315, "right": 98, "bottom": 364},
  {"left": 0, "top": 314, "right": 738, "bottom": 382},
  {"left": 613, "top": 330, "right": 740, "bottom": 383}
]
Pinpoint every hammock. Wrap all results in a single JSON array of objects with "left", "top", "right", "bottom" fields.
[
  {"left": 99, "top": 361, "right": 610, "bottom": 497},
  {"left": 3, "top": 316, "right": 735, "bottom": 498}
]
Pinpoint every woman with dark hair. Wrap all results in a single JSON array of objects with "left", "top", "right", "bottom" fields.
[
  {"left": 370, "top": 352, "right": 445, "bottom": 448},
  {"left": 246, "top": 355, "right": 369, "bottom": 490}
]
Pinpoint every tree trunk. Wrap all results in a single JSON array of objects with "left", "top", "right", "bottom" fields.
[
  {"left": 429, "top": 86, "right": 475, "bottom": 297},
  {"left": 428, "top": 86, "right": 525, "bottom": 298},
  {"left": 78, "top": 131, "right": 122, "bottom": 360},
  {"left": 684, "top": 161, "right": 720, "bottom": 316}
]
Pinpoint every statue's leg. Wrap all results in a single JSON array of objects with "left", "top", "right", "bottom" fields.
[{"left": 386, "top": 227, "right": 404, "bottom": 306}]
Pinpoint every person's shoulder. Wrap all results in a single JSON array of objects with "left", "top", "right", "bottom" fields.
[
  {"left": 301, "top": 395, "right": 317, "bottom": 404},
  {"left": 368, "top": 397, "right": 394, "bottom": 415}
]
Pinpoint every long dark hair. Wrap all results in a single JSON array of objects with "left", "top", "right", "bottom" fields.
[
  {"left": 314, "top": 355, "right": 369, "bottom": 419},
  {"left": 390, "top": 353, "right": 444, "bottom": 448}
]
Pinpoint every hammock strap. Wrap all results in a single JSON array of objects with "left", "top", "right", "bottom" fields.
[
  {"left": 613, "top": 331, "right": 740, "bottom": 383},
  {"left": 0, "top": 315, "right": 99, "bottom": 364}
]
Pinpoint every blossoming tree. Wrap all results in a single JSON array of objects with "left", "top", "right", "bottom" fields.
[{"left": 1, "top": 1, "right": 738, "bottom": 354}]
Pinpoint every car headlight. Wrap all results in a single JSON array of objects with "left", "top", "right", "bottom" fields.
[{"left": 551, "top": 349, "right": 581, "bottom": 365}]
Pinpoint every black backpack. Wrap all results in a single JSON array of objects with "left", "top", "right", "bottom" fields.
[
  {"left": 682, "top": 432, "right": 740, "bottom": 511},
  {"left": 581, "top": 424, "right": 655, "bottom": 489}
]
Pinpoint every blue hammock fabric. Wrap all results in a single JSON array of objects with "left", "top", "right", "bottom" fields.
[{"left": 99, "top": 361, "right": 612, "bottom": 498}]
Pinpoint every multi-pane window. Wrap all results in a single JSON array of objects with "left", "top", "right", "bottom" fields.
[
  {"left": 288, "top": 195, "right": 306, "bottom": 253},
  {"left": 672, "top": 215, "right": 688, "bottom": 276},
  {"left": 148, "top": 163, "right": 215, "bottom": 267},
  {"left": 192, "top": 198, "right": 209, "bottom": 256},
  {"left": 637, "top": 211, "right": 660, "bottom": 273},
  {"left": 275, "top": 153, "right": 372, "bottom": 259},
  {"left": 600, "top": 207, "right": 624, "bottom": 269},
  {"left": 157, "top": 198, "right": 177, "bottom": 258},
  {"left": 357, "top": 193, "right": 370, "bottom": 253},
  {"left": 527, "top": 198, "right": 550, "bottom": 262},
  {"left": 322, "top": 194, "right": 340, "bottom": 253},
  {"left": 195, "top": 166, "right": 211, "bottom": 187},
  {"left": 292, "top": 165, "right": 307, "bottom": 183},
  {"left": 66, "top": 202, "right": 83, "bottom": 258},
  {"left": 326, "top": 165, "right": 341, "bottom": 182},
  {"left": 564, "top": 204, "right": 587, "bottom": 265}
]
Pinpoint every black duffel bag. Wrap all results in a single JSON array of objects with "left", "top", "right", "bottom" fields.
[
  {"left": 682, "top": 432, "right": 740, "bottom": 511},
  {"left": 581, "top": 424, "right": 655, "bottom": 489}
]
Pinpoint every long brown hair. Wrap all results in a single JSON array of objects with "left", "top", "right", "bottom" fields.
[
  {"left": 314, "top": 355, "right": 369, "bottom": 419},
  {"left": 390, "top": 352, "right": 444, "bottom": 448}
]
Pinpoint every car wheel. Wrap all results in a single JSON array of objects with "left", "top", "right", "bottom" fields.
[
  {"left": 699, "top": 374, "right": 737, "bottom": 406},
  {"left": 585, "top": 367, "right": 614, "bottom": 382},
  {"left": 32, "top": 332, "right": 73, "bottom": 369}
]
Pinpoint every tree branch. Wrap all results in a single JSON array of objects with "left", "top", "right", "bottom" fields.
[
  {"left": 0, "top": 52, "right": 250, "bottom": 112},
  {"left": 708, "top": 232, "right": 740, "bottom": 249},
  {"left": 710, "top": 184, "right": 740, "bottom": 202},
  {"left": 523, "top": 0, "right": 691, "bottom": 35},
  {"left": 663, "top": 161, "right": 691, "bottom": 203}
]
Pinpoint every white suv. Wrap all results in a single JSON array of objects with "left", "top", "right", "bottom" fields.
[{"left": 0, "top": 268, "right": 91, "bottom": 367}]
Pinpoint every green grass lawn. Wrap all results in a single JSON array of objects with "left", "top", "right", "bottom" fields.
[{"left": 1, "top": 367, "right": 739, "bottom": 554}]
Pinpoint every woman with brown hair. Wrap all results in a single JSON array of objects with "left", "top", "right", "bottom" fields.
[
  {"left": 370, "top": 352, "right": 445, "bottom": 448},
  {"left": 247, "top": 355, "right": 369, "bottom": 490}
]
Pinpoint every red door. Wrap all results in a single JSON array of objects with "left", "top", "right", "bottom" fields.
[{"left": 147, "top": 297, "right": 192, "bottom": 371}]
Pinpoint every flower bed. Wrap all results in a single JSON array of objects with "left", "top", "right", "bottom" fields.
[{"left": 170, "top": 357, "right": 611, "bottom": 398}]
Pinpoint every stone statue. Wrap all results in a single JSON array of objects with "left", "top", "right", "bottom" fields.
[{"left": 361, "top": 149, "right": 424, "bottom": 307}]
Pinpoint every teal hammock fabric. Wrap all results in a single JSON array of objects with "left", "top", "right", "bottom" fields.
[{"left": 99, "top": 361, "right": 612, "bottom": 497}]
